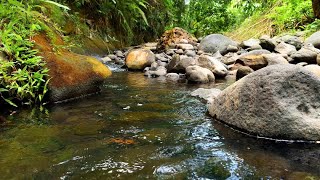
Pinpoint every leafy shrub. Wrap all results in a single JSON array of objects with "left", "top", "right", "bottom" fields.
[{"left": 0, "top": 0, "right": 49, "bottom": 107}]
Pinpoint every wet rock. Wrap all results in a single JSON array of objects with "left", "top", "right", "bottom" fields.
[
  {"left": 259, "top": 35, "right": 276, "bottom": 51},
  {"left": 100, "top": 56, "right": 112, "bottom": 63},
  {"left": 236, "top": 66, "right": 254, "bottom": 80},
  {"left": 279, "top": 35, "right": 303, "bottom": 50},
  {"left": 157, "top": 27, "right": 197, "bottom": 51},
  {"left": 275, "top": 42, "right": 297, "bottom": 55},
  {"left": 125, "top": 49, "right": 155, "bottom": 70},
  {"left": 145, "top": 66, "right": 167, "bottom": 77},
  {"left": 199, "top": 34, "right": 238, "bottom": 55},
  {"left": 209, "top": 64, "right": 320, "bottom": 141},
  {"left": 291, "top": 45, "right": 320, "bottom": 64},
  {"left": 304, "top": 65, "right": 320, "bottom": 77},
  {"left": 306, "top": 31, "right": 320, "bottom": 49},
  {"left": 191, "top": 88, "right": 221, "bottom": 102},
  {"left": 197, "top": 54, "right": 228, "bottom": 77},
  {"left": 186, "top": 65, "right": 215, "bottom": 83},
  {"left": 222, "top": 53, "right": 239, "bottom": 65},
  {"left": 263, "top": 53, "right": 289, "bottom": 65},
  {"left": 166, "top": 73, "right": 180, "bottom": 81}
]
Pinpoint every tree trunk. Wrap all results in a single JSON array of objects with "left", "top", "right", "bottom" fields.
[{"left": 312, "top": 0, "right": 320, "bottom": 18}]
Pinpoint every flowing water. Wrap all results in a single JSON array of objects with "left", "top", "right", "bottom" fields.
[{"left": 0, "top": 66, "right": 320, "bottom": 179}]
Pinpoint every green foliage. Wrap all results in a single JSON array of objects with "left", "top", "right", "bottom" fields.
[
  {"left": 270, "top": 0, "right": 313, "bottom": 33},
  {"left": 0, "top": 0, "right": 49, "bottom": 107},
  {"left": 182, "top": 0, "right": 235, "bottom": 37}
]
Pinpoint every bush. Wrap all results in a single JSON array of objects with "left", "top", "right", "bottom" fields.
[{"left": 0, "top": 0, "right": 49, "bottom": 107}]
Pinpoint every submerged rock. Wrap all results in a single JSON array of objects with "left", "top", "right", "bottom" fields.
[
  {"left": 191, "top": 88, "right": 221, "bottom": 103},
  {"left": 209, "top": 64, "right": 320, "bottom": 141}
]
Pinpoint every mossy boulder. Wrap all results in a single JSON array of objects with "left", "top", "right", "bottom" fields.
[{"left": 33, "top": 33, "right": 112, "bottom": 102}]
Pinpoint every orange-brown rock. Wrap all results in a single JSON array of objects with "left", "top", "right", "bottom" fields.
[
  {"left": 156, "top": 27, "right": 197, "bottom": 51},
  {"left": 125, "top": 49, "right": 155, "bottom": 70},
  {"left": 32, "top": 33, "right": 111, "bottom": 102}
]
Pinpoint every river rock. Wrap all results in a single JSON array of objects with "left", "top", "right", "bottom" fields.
[
  {"left": 166, "top": 73, "right": 180, "bottom": 81},
  {"left": 157, "top": 27, "right": 198, "bottom": 51},
  {"left": 108, "top": 54, "right": 117, "bottom": 60},
  {"left": 241, "top": 38, "right": 261, "bottom": 50},
  {"left": 291, "top": 45, "right": 320, "bottom": 64},
  {"left": 279, "top": 35, "right": 303, "bottom": 50},
  {"left": 32, "top": 34, "right": 112, "bottom": 102},
  {"left": 208, "top": 64, "right": 320, "bottom": 141},
  {"left": 155, "top": 53, "right": 169, "bottom": 62},
  {"left": 275, "top": 42, "right": 297, "bottom": 55},
  {"left": 236, "top": 66, "right": 254, "bottom": 80},
  {"left": 176, "top": 44, "right": 194, "bottom": 50},
  {"left": 167, "top": 55, "right": 197, "bottom": 73},
  {"left": 185, "top": 50, "right": 196, "bottom": 57},
  {"left": 197, "top": 54, "right": 228, "bottom": 77},
  {"left": 259, "top": 35, "right": 276, "bottom": 51},
  {"left": 263, "top": 53, "right": 289, "bottom": 65},
  {"left": 176, "top": 49, "right": 184, "bottom": 55},
  {"left": 199, "top": 34, "right": 238, "bottom": 55},
  {"left": 227, "top": 45, "right": 238, "bottom": 52},
  {"left": 306, "top": 31, "right": 320, "bottom": 49},
  {"left": 115, "top": 50, "right": 124, "bottom": 57},
  {"left": 186, "top": 66, "right": 215, "bottom": 83},
  {"left": 100, "top": 56, "right": 112, "bottom": 63},
  {"left": 125, "top": 49, "right": 155, "bottom": 70},
  {"left": 303, "top": 65, "right": 320, "bottom": 77},
  {"left": 191, "top": 88, "right": 222, "bottom": 102},
  {"left": 145, "top": 66, "right": 167, "bottom": 77},
  {"left": 235, "top": 51, "right": 270, "bottom": 70}
]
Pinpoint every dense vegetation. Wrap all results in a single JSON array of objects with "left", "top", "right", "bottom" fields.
[{"left": 0, "top": 0, "right": 319, "bottom": 107}]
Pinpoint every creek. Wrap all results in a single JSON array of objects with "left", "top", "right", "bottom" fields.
[{"left": 0, "top": 64, "right": 319, "bottom": 179}]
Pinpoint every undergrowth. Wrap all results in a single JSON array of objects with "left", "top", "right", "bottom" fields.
[{"left": 0, "top": 0, "right": 50, "bottom": 107}]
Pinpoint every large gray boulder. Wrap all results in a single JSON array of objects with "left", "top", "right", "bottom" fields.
[
  {"left": 306, "top": 31, "right": 320, "bottom": 49},
  {"left": 199, "top": 34, "right": 238, "bottom": 55},
  {"left": 186, "top": 65, "right": 215, "bottom": 83},
  {"left": 208, "top": 64, "right": 320, "bottom": 141}
]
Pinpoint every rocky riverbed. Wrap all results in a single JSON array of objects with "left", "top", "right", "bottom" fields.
[{"left": 99, "top": 27, "right": 320, "bottom": 142}]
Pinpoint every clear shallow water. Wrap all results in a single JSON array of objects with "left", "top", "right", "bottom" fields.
[{"left": 0, "top": 71, "right": 320, "bottom": 179}]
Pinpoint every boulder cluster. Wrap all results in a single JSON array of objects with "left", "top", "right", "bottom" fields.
[
  {"left": 102, "top": 28, "right": 320, "bottom": 85},
  {"left": 103, "top": 28, "right": 320, "bottom": 142}
]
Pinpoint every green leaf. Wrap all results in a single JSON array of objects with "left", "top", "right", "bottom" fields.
[
  {"left": 40, "top": 0, "right": 70, "bottom": 10},
  {"left": 4, "top": 98, "right": 18, "bottom": 107}
]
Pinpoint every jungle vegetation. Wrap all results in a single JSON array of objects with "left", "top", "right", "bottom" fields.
[{"left": 0, "top": 0, "right": 319, "bottom": 107}]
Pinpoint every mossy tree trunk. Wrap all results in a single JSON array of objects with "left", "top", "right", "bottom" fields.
[{"left": 313, "top": 0, "right": 320, "bottom": 18}]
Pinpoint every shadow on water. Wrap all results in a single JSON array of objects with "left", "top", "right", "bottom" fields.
[{"left": 0, "top": 71, "right": 319, "bottom": 179}]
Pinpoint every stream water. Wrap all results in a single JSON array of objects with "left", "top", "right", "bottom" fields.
[{"left": 0, "top": 66, "right": 320, "bottom": 179}]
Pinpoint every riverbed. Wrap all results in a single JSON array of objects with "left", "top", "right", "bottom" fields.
[{"left": 0, "top": 67, "right": 319, "bottom": 179}]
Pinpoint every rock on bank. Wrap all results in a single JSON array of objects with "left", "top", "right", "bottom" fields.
[
  {"left": 33, "top": 33, "right": 112, "bottom": 102},
  {"left": 208, "top": 64, "right": 320, "bottom": 141}
]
